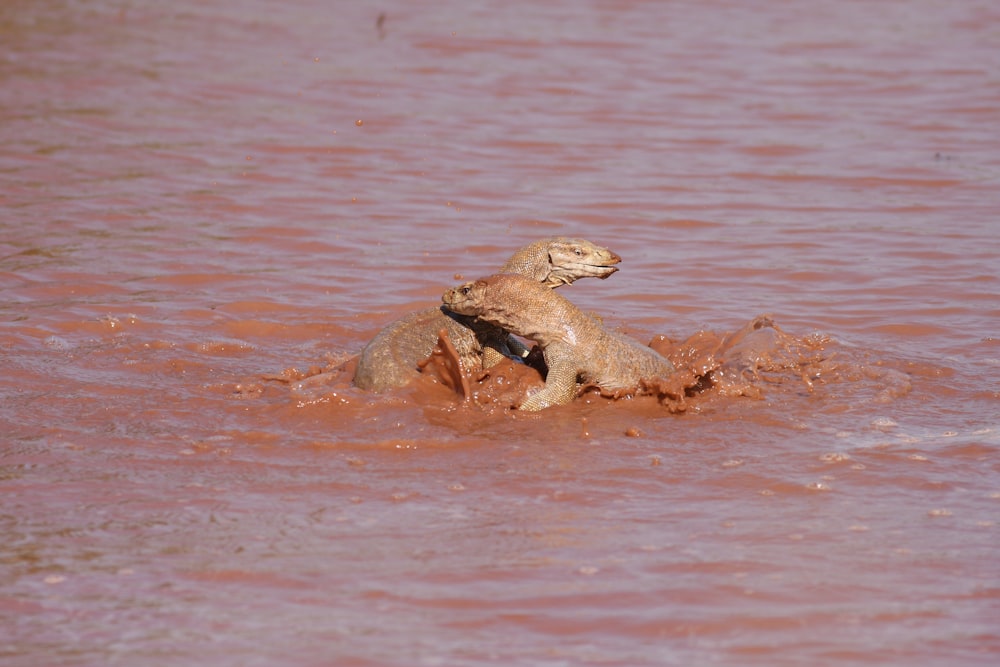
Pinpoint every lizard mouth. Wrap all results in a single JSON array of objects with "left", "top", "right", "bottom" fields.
[
  {"left": 593, "top": 263, "right": 619, "bottom": 279},
  {"left": 578, "top": 251, "right": 621, "bottom": 279},
  {"left": 547, "top": 261, "right": 618, "bottom": 286}
]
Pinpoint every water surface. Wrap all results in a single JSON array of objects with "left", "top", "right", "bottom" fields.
[{"left": 2, "top": 1, "right": 998, "bottom": 665}]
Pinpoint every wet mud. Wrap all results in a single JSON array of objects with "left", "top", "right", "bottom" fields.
[{"left": 272, "top": 308, "right": 911, "bottom": 438}]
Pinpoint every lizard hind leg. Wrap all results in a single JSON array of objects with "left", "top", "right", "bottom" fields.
[{"left": 418, "top": 328, "right": 473, "bottom": 400}]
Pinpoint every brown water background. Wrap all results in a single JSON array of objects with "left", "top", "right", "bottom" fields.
[{"left": 2, "top": 1, "right": 999, "bottom": 665}]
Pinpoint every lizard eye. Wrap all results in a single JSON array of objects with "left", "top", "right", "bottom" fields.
[
  {"left": 574, "top": 248, "right": 583, "bottom": 256},
  {"left": 461, "top": 286, "right": 471, "bottom": 295}
]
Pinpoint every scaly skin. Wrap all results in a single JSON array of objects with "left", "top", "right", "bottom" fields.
[
  {"left": 353, "top": 238, "right": 621, "bottom": 392},
  {"left": 442, "top": 273, "right": 676, "bottom": 411}
]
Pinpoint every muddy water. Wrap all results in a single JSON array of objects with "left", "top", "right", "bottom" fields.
[{"left": 2, "top": 1, "right": 999, "bottom": 665}]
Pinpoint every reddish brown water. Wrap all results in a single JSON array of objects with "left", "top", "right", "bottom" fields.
[{"left": 2, "top": 1, "right": 999, "bottom": 665}]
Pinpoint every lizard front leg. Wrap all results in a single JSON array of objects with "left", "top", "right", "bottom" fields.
[{"left": 516, "top": 351, "right": 578, "bottom": 411}]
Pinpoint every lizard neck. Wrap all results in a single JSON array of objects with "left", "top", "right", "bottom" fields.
[
  {"left": 482, "top": 275, "right": 595, "bottom": 349},
  {"left": 497, "top": 240, "right": 551, "bottom": 282}
]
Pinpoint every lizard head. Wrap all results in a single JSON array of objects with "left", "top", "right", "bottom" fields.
[
  {"left": 543, "top": 238, "right": 621, "bottom": 287},
  {"left": 444, "top": 274, "right": 576, "bottom": 345},
  {"left": 441, "top": 279, "right": 488, "bottom": 317}
]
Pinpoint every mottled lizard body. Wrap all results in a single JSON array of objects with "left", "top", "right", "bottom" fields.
[
  {"left": 354, "top": 238, "right": 620, "bottom": 392},
  {"left": 441, "top": 273, "right": 676, "bottom": 411}
]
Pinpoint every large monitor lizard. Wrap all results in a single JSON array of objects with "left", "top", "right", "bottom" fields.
[
  {"left": 441, "top": 273, "right": 676, "bottom": 411},
  {"left": 354, "top": 238, "right": 621, "bottom": 392}
]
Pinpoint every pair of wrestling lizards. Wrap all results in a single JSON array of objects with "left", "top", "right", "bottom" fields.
[{"left": 354, "top": 238, "right": 676, "bottom": 411}]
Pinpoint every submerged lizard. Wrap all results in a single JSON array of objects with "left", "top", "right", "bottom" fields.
[
  {"left": 441, "top": 273, "right": 676, "bottom": 411},
  {"left": 353, "top": 238, "right": 621, "bottom": 392}
]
